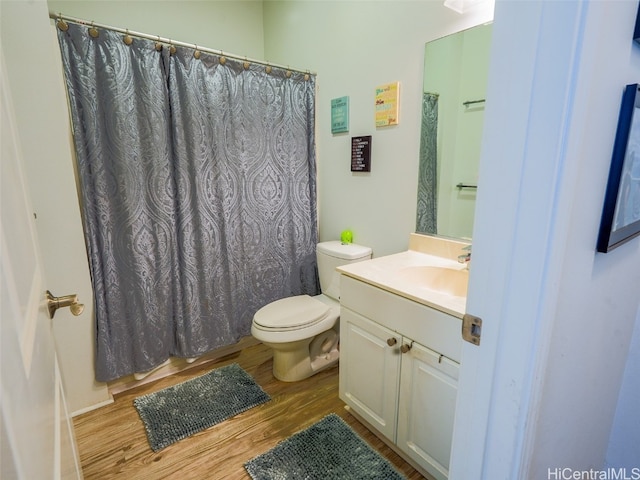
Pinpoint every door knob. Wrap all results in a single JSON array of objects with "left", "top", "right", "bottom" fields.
[
  {"left": 386, "top": 337, "right": 398, "bottom": 347},
  {"left": 401, "top": 342, "right": 413, "bottom": 354},
  {"left": 46, "top": 290, "right": 85, "bottom": 319}
]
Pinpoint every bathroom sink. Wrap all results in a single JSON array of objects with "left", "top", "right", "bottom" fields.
[{"left": 398, "top": 265, "right": 469, "bottom": 298}]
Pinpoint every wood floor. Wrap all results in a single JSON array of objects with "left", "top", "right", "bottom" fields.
[{"left": 73, "top": 343, "right": 425, "bottom": 479}]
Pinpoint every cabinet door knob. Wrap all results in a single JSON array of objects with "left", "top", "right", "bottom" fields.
[
  {"left": 401, "top": 343, "right": 412, "bottom": 354},
  {"left": 386, "top": 337, "right": 397, "bottom": 347}
]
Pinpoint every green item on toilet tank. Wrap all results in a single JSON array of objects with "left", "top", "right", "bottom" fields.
[{"left": 341, "top": 230, "right": 353, "bottom": 244}]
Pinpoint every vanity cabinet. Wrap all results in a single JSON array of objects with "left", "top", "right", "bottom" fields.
[{"left": 339, "top": 275, "right": 461, "bottom": 480}]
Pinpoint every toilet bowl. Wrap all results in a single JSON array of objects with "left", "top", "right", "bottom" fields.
[{"left": 251, "top": 241, "right": 372, "bottom": 382}]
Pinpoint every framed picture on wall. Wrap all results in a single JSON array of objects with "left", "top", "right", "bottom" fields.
[
  {"left": 597, "top": 83, "right": 640, "bottom": 252},
  {"left": 374, "top": 82, "right": 400, "bottom": 127},
  {"left": 331, "top": 96, "right": 349, "bottom": 134},
  {"left": 634, "top": 1, "right": 640, "bottom": 43}
]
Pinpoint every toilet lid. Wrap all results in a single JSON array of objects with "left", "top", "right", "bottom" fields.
[{"left": 254, "top": 295, "right": 331, "bottom": 330}]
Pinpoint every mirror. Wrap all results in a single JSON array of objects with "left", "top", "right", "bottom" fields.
[{"left": 416, "top": 23, "right": 493, "bottom": 239}]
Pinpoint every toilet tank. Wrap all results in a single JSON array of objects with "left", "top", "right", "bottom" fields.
[{"left": 317, "top": 241, "right": 372, "bottom": 301}]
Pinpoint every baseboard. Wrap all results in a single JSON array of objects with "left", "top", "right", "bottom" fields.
[{"left": 71, "top": 397, "right": 114, "bottom": 417}]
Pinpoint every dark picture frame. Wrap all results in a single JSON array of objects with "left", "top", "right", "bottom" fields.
[
  {"left": 597, "top": 83, "right": 640, "bottom": 253},
  {"left": 351, "top": 136, "right": 372, "bottom": 172},
  {"left": 634, "top": 1, "right": 640, "bottom": 44}
]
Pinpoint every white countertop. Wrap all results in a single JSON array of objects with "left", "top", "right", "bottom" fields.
[{"left": 337, "top": 250, "right": 468, "bottom": 318}]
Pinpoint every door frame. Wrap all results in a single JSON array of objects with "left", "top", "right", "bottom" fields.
[{"left": 450, "top": 1, "right": 588, "bottom": 477}]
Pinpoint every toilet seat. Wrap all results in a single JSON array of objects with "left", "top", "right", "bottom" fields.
[
  {"left": 251, "top": 295, "right": 339, "bottom": 344},
  {"left": 253, "top": 295, "right": 332, "bottom": 331}
]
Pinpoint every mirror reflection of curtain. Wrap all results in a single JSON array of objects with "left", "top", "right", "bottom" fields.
[
  {"left": 57, "top": 23, "right": 319, "bottom": 382},
  {"left": 416, "top": 92, "right": 439, "bottom": 234}
]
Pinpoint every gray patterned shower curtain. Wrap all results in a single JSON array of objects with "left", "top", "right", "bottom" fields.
[
  {"left": 57, "top": 23, "right": 319, "bottom": 382},
  {"left": 416, "top": 92, "right": 439, "bottom": 234}
]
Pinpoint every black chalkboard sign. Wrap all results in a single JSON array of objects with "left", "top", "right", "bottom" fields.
[{"left": 351, "top": 136, "right": 371, "bottom": 172}]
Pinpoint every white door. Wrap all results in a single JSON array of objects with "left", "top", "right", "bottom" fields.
[
  {"left": 0, "top": 0, "right": 111, "bottom": 417},
  {"left": 1, "top": 51, "right": 82, "bottom": 479}
]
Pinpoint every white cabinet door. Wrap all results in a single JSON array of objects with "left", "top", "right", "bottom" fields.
[
  {"left": 339, "top": 308, "right": 401, "bottom": 441},
  {"left": 397, "top": 341, "right": 459, "bottom": 480}
]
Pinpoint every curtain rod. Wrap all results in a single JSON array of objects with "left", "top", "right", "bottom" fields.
[{"left": 49, "top": 12, "right": 316, "bottom": 76}]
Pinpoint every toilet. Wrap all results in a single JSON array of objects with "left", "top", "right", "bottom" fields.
[{"left": 251, "top": 240, "right": 372, "bottom": 382}]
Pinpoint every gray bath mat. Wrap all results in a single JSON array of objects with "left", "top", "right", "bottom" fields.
[
  {"left": 134, "top": 363, "right": 270, "bottom": 452},
  {"left": 244, "top": 413, "right": 407, "bottom": 480}
]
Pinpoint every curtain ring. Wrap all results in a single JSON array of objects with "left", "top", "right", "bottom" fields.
[
  {"left": 88, "top": 21, "right": 99, "bottom": 38},
  {"left": 56, "top": 13, "right": 69, "bottom": 32},
  {"left": 155, "top": 36, "right": 163, "bottom": 52},
  {"left": 219, "top": 52, "right": 227, "bottom": 65},
  {"left": 265, "top": 63, "right": 272, "bottom": 74},
  {"left": 304, "top": 71, "right": 310, "bottom": 81},
  {"left": 193, "top": 46, "right": 201, "bottom": 59},
  {"left": 123, "top": 29, "right": 133, "bottom": 46},
  {"left": 286, "top": 68, "right": 292, "bottom": 78},
  {"left": 243, "top": 57, "right": 250, "bottom": 70},
  {"left": 169, "top": 41, "right": 177, "bottom": 56}
]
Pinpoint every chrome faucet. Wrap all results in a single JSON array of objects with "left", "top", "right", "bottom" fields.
[{"left": 457, "top": 244, "right": 472, "bottom": 266}]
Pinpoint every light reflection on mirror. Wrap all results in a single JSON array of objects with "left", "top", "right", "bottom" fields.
[{"left": 416, "top": 23, "right": 492, "bottom": 240}]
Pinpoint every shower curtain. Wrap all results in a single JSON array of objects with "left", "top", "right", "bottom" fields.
[
  {"left": 416, "top": 92, "right": 439, "bottom": 234},
  {"left": 57, "top": 22, "right": 319, "bottom": 382}
]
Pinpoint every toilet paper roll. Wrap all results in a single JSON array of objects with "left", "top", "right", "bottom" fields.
[{"left": 310, "top": 330, "right": 339, "bottom": 358}]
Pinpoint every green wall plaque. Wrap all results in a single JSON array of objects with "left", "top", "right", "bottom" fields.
[{"left": 331, "top": 96, "right": 349, "bottom": 134}]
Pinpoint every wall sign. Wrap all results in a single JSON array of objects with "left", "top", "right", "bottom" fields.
[
  {"left": 351, "top": 136, "right": 371, "bottom": 172},
  {"left": 331, "top": 96, "right": 349, "bottom": 134},
  {"left": 375, "top": 82, "right": 400, "bottom": 127}
]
